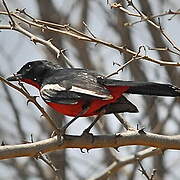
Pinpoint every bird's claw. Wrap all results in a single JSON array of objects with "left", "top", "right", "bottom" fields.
[
  {"left": 81, "top": 128, "right": 94, "bottom": 143},
  {"left": 50, "top": 127, "right": 66, "bottom": 137}
]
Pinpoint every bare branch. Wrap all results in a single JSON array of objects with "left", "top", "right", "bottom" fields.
[
  {"left": 148, "top": 46, "right": 180, "bottom": 57},
  {"left": 88, "top": 147, "right": 160, "bottom": 180},
  {"left": 0, "top": 11, "right": 179, "bottom": 66},
  {"left": 1, "top": 131, "right": 180, "bottom": 160},
  {"left": 0, "top": 76, "right": 58, "bottom": 131},
  {"left": 111, "top": 1, "right": 180, "bottom": 53},
  {"left": 2, "top": 0, "right": 15, "bottom": 27},
  {"left": 106, "top": 46, "right": 145, "bottom": 78},
  {"left": 113, "top": 113, "right": 135, "bottom": 131},
  {"left": 138, "top": 159, "right": 152, "bottom": 180}
]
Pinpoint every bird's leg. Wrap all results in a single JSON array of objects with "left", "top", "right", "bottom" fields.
[
  {"left": 82, "top": 108, "right": 106, "bottom": 136},
  {"left": 59, "top": 105, "right": 90, "bottom": 135}
]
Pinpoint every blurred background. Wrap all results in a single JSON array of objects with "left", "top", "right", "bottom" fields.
[{"left": 0, "top": 0, "right": 180, "bottom": 179}]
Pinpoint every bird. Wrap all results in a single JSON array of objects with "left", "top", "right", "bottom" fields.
[{"left": 7, "top": 60, "right": 180, "bottom": 134}]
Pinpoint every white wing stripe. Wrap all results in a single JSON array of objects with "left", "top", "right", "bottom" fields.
[
  {"left": 40, "top": 84, "right": 113, "bottom": 100},
  {"left": 71, "top": 86, "right": 112, "bottom": 99},
  {"left": 41, "top": 84, "right": 66, "bottom": 92}
]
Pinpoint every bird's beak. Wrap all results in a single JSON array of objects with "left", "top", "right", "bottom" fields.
[{"left": 6, "top": 74, "right": 22, "bottom": 81}]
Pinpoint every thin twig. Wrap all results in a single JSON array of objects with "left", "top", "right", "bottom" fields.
[
  {"left": 83, "top": 21, "right": 96, "bottom": 38},
  {"left": 35, "top": 152, "right": 59, "bottom": 173},
  {"left": 0, "top": 10, "right": 73, "bottom": 67},
  {"left": 138, "top": 159, "right": 151, "bottom": 180},
  {"left": 0, "top": 76, "right": 58, "bottom": 131},
  {"left": 158, "top": 17, "right": 180, "bottom": 52},
  {"left": 114, "top": 113, "right": 135, "bottom": 131},
  {"left": 0, "top": 11, "right": 179, "bottom": 66},
  {"left": 148, "top": 46, "right": 180, "bottom": 57},
  {"left": 111, "top": 1, "right": 180, "bottom": 53},
  {"left": 106, "top": 46, "right": 145, "bottom": 78},
  {"left": 2, "top": 0, "right": 15, "bottom": 27}
]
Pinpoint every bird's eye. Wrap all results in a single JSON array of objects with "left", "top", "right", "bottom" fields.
[{"left": 26, "top": 64, "right": 32, "bottom": 71}]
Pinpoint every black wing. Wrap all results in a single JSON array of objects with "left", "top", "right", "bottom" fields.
[
  {"left": 40, "top": 69, "right": 113, "bottom": 104},
  {"left": 101, "top": 96, "right": 139, "bottom": 114}
]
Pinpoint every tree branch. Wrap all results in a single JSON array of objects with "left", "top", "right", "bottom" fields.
[
  {"left": 0, "top": 76, "right": 58, "bottom": 131},
  {"left": 87, "top": 147, "right": 160, "bottom": 180},
  {"left": 0, "top": 11, "right": 179, "bottom": 66},
  {"left": 1, "top": 131, "right": 180, "bottom": 160}
]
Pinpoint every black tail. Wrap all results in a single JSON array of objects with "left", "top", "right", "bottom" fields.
[
  {"left": 100, "top": 78, "right": 180, "bottom": 97},
  {"left": 126, "top": 82, "right": 180, "bottom": 97}
]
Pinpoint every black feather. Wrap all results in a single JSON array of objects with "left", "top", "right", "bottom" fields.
[{"left": 99, "top": 78, "right": 180, "bottom": 97}]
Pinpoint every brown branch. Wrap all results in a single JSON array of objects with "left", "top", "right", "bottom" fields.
[
  {"left": 88, "top": 147, "right": 160, "bottom": 180},
  {"left": 111, "top": 2, "right": 140, "bottom": 17},
  {"left": 35, "top": 152, "right": 59, "bottom": 174},
  {"left": 82, "top": 21, "right": 96, "bottom": 38},
  {"left": 111, "top": 1, "right": 180, "bottom": 53},
  {"left": 113, "top": 113, "right": 135, "bottom": 131},
  {"left": 1, "top": 81, "right": 26, "bottom": 138},
  {"left": 148, "top": 47, "right": 180, "bottom": 57},
  {"left": 2, "top": 0, "right": 15, "bottom": 27},
  {"left": 0, "top": 76, "right": 58, "bottom": 131},
  {"left": 138, "top": 160, "right": 152, "bottom": 180},
  {"left": 0, "top": 12, "right": 72, "bottom": 67},
  {"left": 106, "top": 46, "right": 145, "bottom": 78},
  {"left": 158, "top": 18, "right": 180, "bottom": 52},
  {"left": 2, "top": 130, "right": 180, "bottom": 160},
  {"left": 0, "top": 24, "right": 61, "bottom": 58},
  {"left": 0, "top": 11, "right": 179, "bottom": 66}
]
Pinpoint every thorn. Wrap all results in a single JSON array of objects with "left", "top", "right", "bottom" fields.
[
  {"left": 138, "top": 168, "right": 143, "bottom": 174},
  {"left": 22, "top": 136, "right": 34, "bottom": 144},
  {"left": 1, "top": 141, "right": 6, "bottom": 146},
  {"left": 33, "top": 95, "right": 39, "bottom": 99},
  {"left": 94, "top": 42, "right": 98, "bottom": 46},
  {"left": 64, "top": 24, "right": 70, "bottom": 31},
  {"left": 16, "top": 8, "right": 26, "bottom": 14},
  {"left": 80, "top": 148, "right": 86, "bottom": 153},
  {"left": 30, "top": 37, "right": 37, "bottom": 44},
  {"left": 136, "top": 124, "right": 139, "bottom": 130},
  {"left": 30, "top": 134, "right": 34, "bottom": 143},
  {"left": 114, "top": 147, "right": 120, "bottom": 152},
  {"left": 86, "top": 148, "right": 91, "bottom": 153},
  {"left": 27, "top": 96, "right": 39, "bottom": 105},
  {"left": 26, "top": 99, "right": 32, "bottom": 106},
  {"left": 138, "top": 128, "right": 146, "bottom": 134},
  {"left": 60, "top": 48, "right": 67, "bottom": 54},
  {"left": 127, "top": 0, "right": 133, "bottom": 7},
  {"left": 115, "top": 133, "right": 123, "bottom": 137},
  {"left": 47, "top": 38, "right": 53, "bottom": 42},
  {"left": 122, "top": 45, "right": 127, "bottom": 49}
]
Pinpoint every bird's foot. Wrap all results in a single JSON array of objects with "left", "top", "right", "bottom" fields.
[
  {"left": 81, "top": 128, "right": 94, "bottom": 143},
  {"left": 50, "top": 127, "right": 66, "bottom": 138}
]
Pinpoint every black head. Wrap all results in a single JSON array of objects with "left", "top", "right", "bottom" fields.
[{"left": 7, "top": 60, "right": 59, "bottom": 86}]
